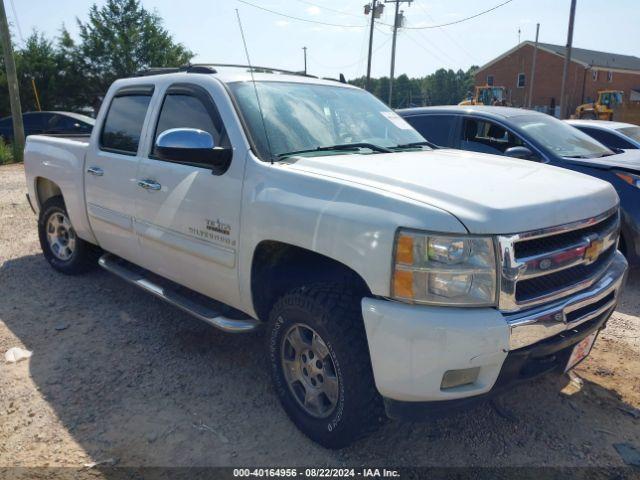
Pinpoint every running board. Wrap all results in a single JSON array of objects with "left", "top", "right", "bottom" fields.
[{"left": 98, "top": 253, "right": 260, "bottom": 333}]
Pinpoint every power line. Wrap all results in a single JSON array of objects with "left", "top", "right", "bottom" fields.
[
  {"left": 8, "top": 0, "right": 24, "bottom": 43},
  {"left": 403, "top": 30, "right": 456, "bottom": 69},
  {"left": 403, "top": 0, "right": 515, "bottom": 29},
  {"left": 292, "top": 0, "right": 364, "bottom": 19},
  {"left": 237, "top": 0, "right": 366, "bottom": 28},
  {"left": 237, "top": 0, "right": 515, "bottom": 30},
  {"left": 413, "top": 0, "right": 476, "bottom": 63},
  {"left": 309, "top": 34, "right": 393, "bottom": 70}
]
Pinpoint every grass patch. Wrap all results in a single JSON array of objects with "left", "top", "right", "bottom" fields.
[{"left": 0, "top": 138, "right": 14, "bottom": 165}]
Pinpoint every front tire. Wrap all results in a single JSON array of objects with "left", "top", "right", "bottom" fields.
[
  {"left": 267, "top": 284, "right": 384, "bottom": 449},
  {"left": 38, "top": 196, "right": 98, "bottom": 274}
]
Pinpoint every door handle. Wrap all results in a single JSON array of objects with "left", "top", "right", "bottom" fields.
[
  {"left": 137, "top": 179, "right": 161, "bottom": 191},
  {"left": 87, "top": 166, "right": 104, "bottom": 176}
]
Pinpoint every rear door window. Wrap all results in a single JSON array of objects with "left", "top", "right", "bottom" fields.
[
  {"left": 403, "top": 114, "right": 456, "bottom": 147},
  {"left": 100, "top": 94, "right": 152, "bottom": 154}
]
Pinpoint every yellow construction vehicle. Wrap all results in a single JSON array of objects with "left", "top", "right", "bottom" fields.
[
  {"left": 459, "top": 85, "right": 509, "bottom": 106},
  {"left": 575, "top": 90, "right": 624, "bottom": 120}
]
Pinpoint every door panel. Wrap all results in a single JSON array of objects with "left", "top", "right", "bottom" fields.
[
  {"left": 134, "top": 82, "right": 243, "bottom": 305},
  {"left": 84, "top": 89, "right": 154, "bottom": 262}
]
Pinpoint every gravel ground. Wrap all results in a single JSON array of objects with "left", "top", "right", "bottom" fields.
[{"left": 0, "top": 163, "right": 639, "bottom": 473}]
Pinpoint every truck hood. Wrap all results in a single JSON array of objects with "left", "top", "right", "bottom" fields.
[
  {"left": 562, "top": 148, "right": 640, "bottom": 171},
  {"left": 287, "top": 149, "right": 618, "bottom": 234}
]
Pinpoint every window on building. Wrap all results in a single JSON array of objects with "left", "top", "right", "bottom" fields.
[
  {"left": 487, "top": 75, "right": 494, "bottom": 86},
  {"left": 592, "top": 70, "right": 598, "bottom": 81},
  {"left": 517, "top": 73, "right": 526, "bottom": 88},
  {"left": 607, "top": 71, "right": 613, "bottom": 82}
]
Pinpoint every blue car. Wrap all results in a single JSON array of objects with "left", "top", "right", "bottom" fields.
[{"left": 398, "top": 106, "right": 640, "bottom": 267}]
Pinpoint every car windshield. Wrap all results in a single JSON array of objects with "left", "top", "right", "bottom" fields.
[
  {"left": 510, "top": 114, "right": 614, "bottom": 158},
  {"left": 618, "top": 126, "right": 640, "bottom": 143},
  {"left": 228, "top": 81, "right": 426, "bottom": 160}
]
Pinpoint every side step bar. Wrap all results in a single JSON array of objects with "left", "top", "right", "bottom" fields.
[{"left": 98, "top": 253, "right": 260, "bottom": 333}]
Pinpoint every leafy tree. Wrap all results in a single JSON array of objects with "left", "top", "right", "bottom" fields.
[
  {"left": 77, "top": 0, "right": 193, "bottom": 99},
  {"left": 349, "top": 66, "right": 478, "bottom": 108}
]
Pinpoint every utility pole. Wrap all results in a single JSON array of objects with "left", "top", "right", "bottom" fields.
[
  {"left": 364, "top": 0, "right": 383, "bottom": 91},
  {"left": 517, "top": 27, "right": 521, "bottom": 44},
  {"left": 302, "top": 46, "right": 307, "bottom": 75},
  {"left": 559, "top": 0, "right": 577, "bottom": 119},
  {"left": 0, "top": 0, "right": 24, "bottom": 162},
  {"left": 386, "top": 0, "right": 411, "bottom": 106},
  {"left": 527, "top": 23, "right": 540, "bottom": 109}
]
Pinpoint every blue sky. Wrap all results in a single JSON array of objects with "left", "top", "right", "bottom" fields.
[{"left": 8, "top": 0, "right": 640, "bottom": 79}]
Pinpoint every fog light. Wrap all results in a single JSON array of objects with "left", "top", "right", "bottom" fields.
[{"left": 440, "top": 367, "right": 481, "bottom": 390}]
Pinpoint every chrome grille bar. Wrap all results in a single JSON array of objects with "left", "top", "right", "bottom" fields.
[{"left": 498, "top": 206, "right": 620, "bottom": 312}]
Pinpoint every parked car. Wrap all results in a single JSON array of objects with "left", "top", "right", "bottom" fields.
[
  {"left": 0, "top": 111, "right": 94, "bottom": 141},
  {"left": 566, "top": 119, "right": 640, "bottom": 150},
  {"left": 24, "top": 66, "right": 627, "bottom": 448},
  {"left": 398, "top": 106, "right": 640, "bottom": 267}
]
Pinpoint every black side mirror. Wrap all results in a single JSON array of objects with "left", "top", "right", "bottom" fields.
[
  {"left": 504, "top": 146, "right": 534, "bottom": 160},
  {"left": 155, "top": 128, "right": 232, "bottom": 172}
]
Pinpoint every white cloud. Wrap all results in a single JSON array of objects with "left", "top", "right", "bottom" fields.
[
  {"left": 306, "top": 6, "right": 321, "bottom": 16},
  {"left": 275, "top": 20, "right": 290, "bottom": 27}
]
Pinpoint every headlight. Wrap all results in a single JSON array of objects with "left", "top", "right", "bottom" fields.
[
  {"left": 391, "top": 229, "right": 498, "bottom": 306},
  {"left": 615, "top": 171, "right": 640, "bottom": 189}
]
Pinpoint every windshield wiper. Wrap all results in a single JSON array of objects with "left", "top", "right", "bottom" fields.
[
  {"left": 277, "top": 142, "right": 392, "bottom": 159},
  {"left": 393, "top": 140, "right": 438, "bottom": 150}
]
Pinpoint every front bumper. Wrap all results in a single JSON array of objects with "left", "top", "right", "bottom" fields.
[{"left": 361, "top": 251, "right": 628, "bottom": 407}]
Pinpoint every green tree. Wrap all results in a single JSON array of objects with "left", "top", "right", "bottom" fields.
[
  {"left": 77, "top": 0, "right": 193, "bottom": 99},
  {"left": 349, "top": 66, "right": 477, "bottom": 108}
]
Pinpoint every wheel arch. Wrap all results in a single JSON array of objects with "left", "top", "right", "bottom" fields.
[
  {"left": 250, "top": 240, "right": 372, "bottom": 322},
  {"left": 35, "top": 177, "right": 63, "bottom": 210}
]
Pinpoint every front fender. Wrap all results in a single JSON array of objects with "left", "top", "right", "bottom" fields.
[{"left": 237, "top": 154, "right": 467, "bottom": 315}]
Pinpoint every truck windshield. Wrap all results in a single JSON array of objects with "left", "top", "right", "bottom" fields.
[
  {"left": 228, "top": 81, "right": 426, "bottom": 160},
  {"left": 510, "top": 114, "right": 615, "bottom": 159}
]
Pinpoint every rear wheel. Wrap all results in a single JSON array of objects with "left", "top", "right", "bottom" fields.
[
  {"left": 38, "top": 196, "right": 99, "bottom": 274},
  {"left": 266, "top": 284, "right": 384, "bottom": 449},
  {"left": 580, "top": 111, "right": 597, "bottom": 120}
]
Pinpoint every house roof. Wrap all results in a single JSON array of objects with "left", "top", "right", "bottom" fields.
[
  {"left": 536, "top": 42, "right": 640, "bottom": 71},
  {"left": 476, "top": 41, "right": 640, "bottom": 73}
]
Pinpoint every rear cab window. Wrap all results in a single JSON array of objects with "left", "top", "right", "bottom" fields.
[{"left": 100, "top": 86, "right": 154, "bottom": 155}]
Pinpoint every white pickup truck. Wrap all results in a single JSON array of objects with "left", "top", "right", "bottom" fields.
[{"left": 24, "top": 65, "right": 627, "bottom": 448}]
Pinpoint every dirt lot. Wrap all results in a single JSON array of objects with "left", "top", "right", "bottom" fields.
[{"left": 1, "top": 163, "right": 639, "bottom": 473}]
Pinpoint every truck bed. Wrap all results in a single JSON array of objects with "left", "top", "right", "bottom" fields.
[{"left": 23, "top": 134, "right": 95, "bottom": 243}]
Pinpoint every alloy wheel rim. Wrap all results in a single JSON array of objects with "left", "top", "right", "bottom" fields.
[
  {"left": 46, "top": 212, "right": 76, "bottom": 261},
  {"left": 280, "top": 323, "right": 339, "bottom": 418}
]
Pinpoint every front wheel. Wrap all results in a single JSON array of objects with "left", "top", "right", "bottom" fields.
[
  {"left": 266, "top": 284, "right": 384, "bottom": 449},
  {"left": 38, "top": 196, "right": 99, "bottom": 274}
]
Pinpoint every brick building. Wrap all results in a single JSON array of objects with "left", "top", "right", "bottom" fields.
[{"left": 474, "top": 42, "right": 640, "bottom": 116}]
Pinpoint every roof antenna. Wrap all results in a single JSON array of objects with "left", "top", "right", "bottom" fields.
[{"left": 235, "top": 8, "right": 275, "bottom": 165}]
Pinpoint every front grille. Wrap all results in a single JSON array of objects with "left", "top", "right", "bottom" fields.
[
  {"left": 499, "top": 208, "right": 620, "bottom": 311},
  {"left": 516, "top": 246, "right": 616, "bottom": 302},
  {"left": 514, "top": 212, "right": 618, "bottom": 258}
]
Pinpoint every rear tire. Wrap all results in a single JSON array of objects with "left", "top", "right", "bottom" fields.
[
  {"left": 580, "top": 111, "right": 597, "bottom": 120},
  {"left": 266, "top": 284, "right": 384, "bottom": 449},
  {"left": 38, "top": 196, "right": 99, "bottom": 274}
]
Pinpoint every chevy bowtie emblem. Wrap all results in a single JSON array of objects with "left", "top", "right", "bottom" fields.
[{"left": 584, "top": 238, "right": 604, "bottom": 265}]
